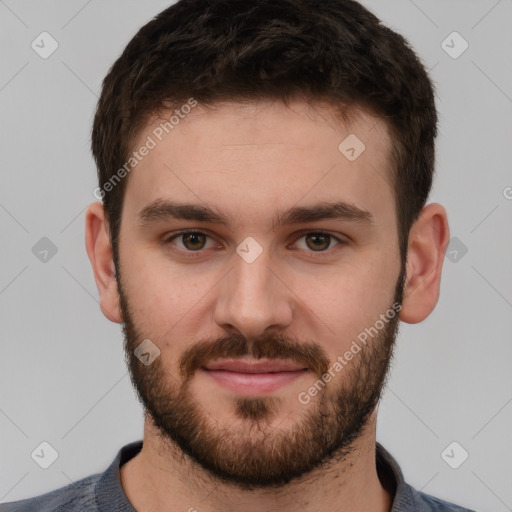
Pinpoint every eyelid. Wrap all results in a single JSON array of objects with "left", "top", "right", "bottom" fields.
[{"left": 291, "top": 229, "right": 348, "bottom": 245}]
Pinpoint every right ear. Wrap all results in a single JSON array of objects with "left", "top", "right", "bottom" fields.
[{"left": 85, "top": 202, "right": 123, "bottom": 323}]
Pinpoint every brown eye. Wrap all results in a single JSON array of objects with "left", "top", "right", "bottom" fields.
[
  {"left": 290, "top": 231, "right": 348, "bottom": 259},
  {"left": 164, "top": 231, "right": 216, "bottom": 254},
  {"left": 181, "top": 232, "right": 207, "bottom": 251},
  {"left": 304, "top": 233, "right": 332, "bottom": 251},
  {"left": 294, "top": 232, "right": 342, "bottom": 253}
]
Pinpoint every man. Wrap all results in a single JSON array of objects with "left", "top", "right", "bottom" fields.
[{"left": 0, "top": 0, "right": 476, "bottom": 510}]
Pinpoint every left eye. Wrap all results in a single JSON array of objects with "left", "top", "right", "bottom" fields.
[
  {"left": 293, "top": 232, "right": 342, "bottom": 252},
  {"left": 164, "top": 230, "right": 343, "bottom": 254}
]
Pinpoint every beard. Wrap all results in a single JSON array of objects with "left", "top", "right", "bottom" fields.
[{"left": 118, "top": 263, "right": 406, "bottom": 491}]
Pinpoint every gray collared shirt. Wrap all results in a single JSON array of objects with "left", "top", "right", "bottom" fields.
[{"left": 0, "top": 441, "right": 476, "bottom": 511}]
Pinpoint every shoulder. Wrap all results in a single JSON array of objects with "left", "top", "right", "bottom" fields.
[
  {"left": 408, "top": 484, "right": 477, "bottom": 512},
  {"left": 376, "top": 443, "right": 476, "bottom": 512},
  {"left": 0, "top": 473, "right": 101, "bottom": 512}
]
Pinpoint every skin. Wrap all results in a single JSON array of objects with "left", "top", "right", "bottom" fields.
[{"left": 85, "top": 99, "right": 450, "bottom": 512}]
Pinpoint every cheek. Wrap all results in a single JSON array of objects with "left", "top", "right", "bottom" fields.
[
  {"left": 287, "top": 253, "right": 398, "bottom": 347},
  {"left": 121, "top": 250, "right": 217, "bottom": 338}
]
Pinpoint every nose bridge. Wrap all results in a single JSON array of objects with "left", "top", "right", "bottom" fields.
[{"left": 214, "top": 242, "right": 292, "bottom": 337}]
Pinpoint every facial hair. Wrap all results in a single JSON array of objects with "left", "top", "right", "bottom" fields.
[{"left": 118, "top": 263, "right": 406, "bottom": 490}]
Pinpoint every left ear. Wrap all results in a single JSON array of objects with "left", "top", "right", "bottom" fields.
[{"left": 399, "top": 203, "right": 450, "bottom": 324}]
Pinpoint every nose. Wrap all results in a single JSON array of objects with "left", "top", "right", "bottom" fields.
[{"left": 213, "top": 241, "right": 294, "bottom": 340}]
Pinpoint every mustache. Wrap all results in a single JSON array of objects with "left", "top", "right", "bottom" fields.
[{"left": 179, "top": 332, "right": 330, "bottom": 382}]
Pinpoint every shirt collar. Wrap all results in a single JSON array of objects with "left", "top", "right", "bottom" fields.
[
  {"left": 96, "top": 440, "right": 414, "bottom": 511},
  {"left": 376, "top": 442, "right": 416, "bottom": 510}
]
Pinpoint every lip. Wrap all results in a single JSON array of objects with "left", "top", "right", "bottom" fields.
[
  {"left": 201, "top": 359, "right": 309, "bottom": 395},
  {"left": 204, "top": 359, "right": 307, "bottom": 373}
]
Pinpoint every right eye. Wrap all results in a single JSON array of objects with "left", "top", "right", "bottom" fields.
[{"left": 163, "top": 230, "right": 220, "bottom": 256}]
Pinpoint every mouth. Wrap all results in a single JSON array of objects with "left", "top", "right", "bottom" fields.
[
  {"left": 203, "top": 358, "right": 308, "bottom": 373},
  {"left": 201, "top": 358, "right": 309, "bottom": 395}
]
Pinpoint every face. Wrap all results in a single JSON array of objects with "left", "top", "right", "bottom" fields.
[{"left": 115, "top": 100, "right": 405, "bottom": 489}]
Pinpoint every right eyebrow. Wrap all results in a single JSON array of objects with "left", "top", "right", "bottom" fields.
[{"left": 138, "top": 200, "right": 231, "bottom": 227}]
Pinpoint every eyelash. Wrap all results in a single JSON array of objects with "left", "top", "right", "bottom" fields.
[{"left": 162, "top": 230, "right": 347, "bottom": 259}]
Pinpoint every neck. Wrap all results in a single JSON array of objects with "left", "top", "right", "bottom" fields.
[{"left": 120, "top": 413, "right": 393, "bottom": 512}]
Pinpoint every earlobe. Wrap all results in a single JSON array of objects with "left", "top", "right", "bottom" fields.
[
  {"left": 85, "top": 202, "right": 123, "bottom": 323},
  {"left": 399, "top": 203, "right": 450, "bottom": 324}
]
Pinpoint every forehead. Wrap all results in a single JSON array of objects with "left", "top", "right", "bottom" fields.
[{"left": 123, "top": 100, "right": 395, "bottom": 229}]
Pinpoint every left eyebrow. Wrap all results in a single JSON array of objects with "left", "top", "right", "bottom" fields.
[
  {"left": 137, "top": 199, "right": 375, "bottom": 230},
  {"left": 272, "top": 201, "right": 375, "bottom": 229}
]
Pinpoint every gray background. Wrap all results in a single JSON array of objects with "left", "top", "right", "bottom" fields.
[{"left": 0, "top": 1, "right": 511, "bottom": 510}]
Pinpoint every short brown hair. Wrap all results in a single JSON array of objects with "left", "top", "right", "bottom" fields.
[{"left": 91, "top": 0, "right": 437, "bottom": 266}]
